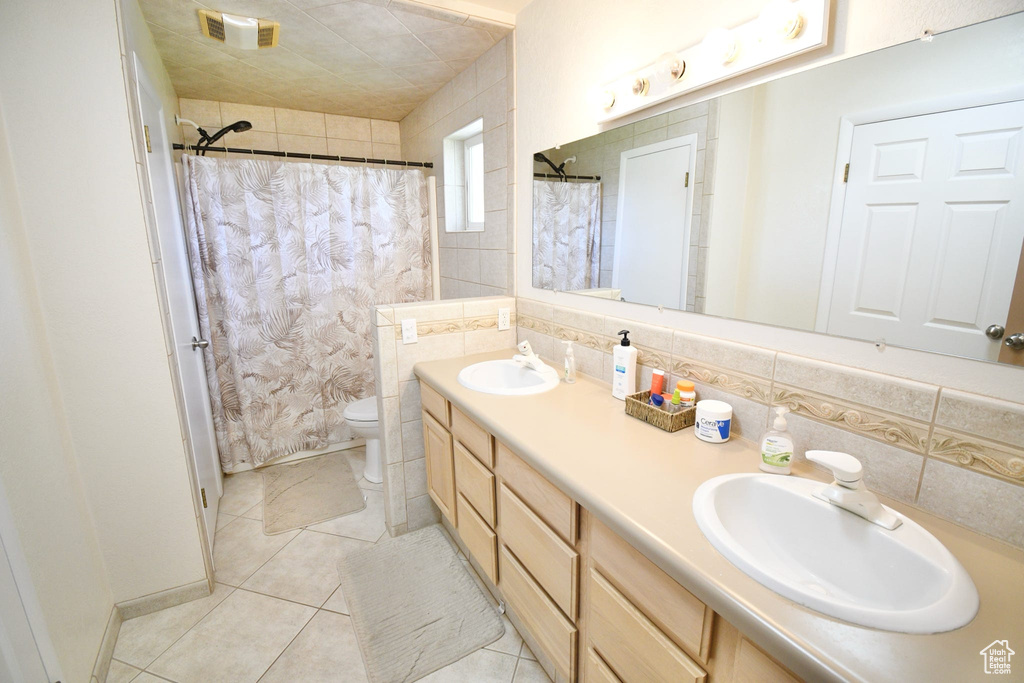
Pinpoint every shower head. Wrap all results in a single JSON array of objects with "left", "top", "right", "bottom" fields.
[{"left": 194, "top": 120, "right": 252, "bottom": 155}]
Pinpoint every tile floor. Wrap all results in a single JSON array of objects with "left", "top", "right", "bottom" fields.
[{"left": 108, "top": 448, "right": 549, "bottom": 683}]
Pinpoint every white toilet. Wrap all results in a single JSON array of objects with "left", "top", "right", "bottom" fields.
[{"left": 343, "top": 397, "right": 382, "bottom": 484}]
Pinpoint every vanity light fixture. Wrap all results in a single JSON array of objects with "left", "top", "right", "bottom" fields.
[{"left": 597, "top": 0, "right": 828, "bottom": 123}]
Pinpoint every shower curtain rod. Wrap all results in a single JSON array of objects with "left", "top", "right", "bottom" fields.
[
  {"left": 533, "top": 172, "right": 601, "bottom": 181},
  {"left": 173, "top": 143, "right": 433, "bottom": 168}
]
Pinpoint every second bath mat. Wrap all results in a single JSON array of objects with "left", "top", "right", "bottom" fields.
[{"left": 261, "top": 453, "right": 365, "bottom": 534}]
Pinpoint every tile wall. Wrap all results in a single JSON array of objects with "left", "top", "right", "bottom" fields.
[
  {"left": 176, "top": 98, "right": 402, "bottom": 163},
  {"left": 516, "top": 298, "right": 1024, "bottom": 548},
  {"left": 401, "top": 37, "right": 516, "bottom": 299},
  {"left": 373, "top": 296, "right": 517, "bottom": 535},
  {"left": 536, "top": 100, "right": 717, "bottom": 312}
]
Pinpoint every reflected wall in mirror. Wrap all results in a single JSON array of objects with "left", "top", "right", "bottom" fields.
[{"left": 532, "top": 13, "right": 1024, "bottom": 364}]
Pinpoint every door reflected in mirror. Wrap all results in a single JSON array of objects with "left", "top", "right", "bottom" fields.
[{"left": 531, "top": 13, "right": 1024, "bottom": 364}]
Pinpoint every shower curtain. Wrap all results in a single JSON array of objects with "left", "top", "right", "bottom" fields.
[
  {"left": 532, "top": 179, "right": 602, "bottom": 291},
  {"left": 182, "top": 155, "right": 431, "bottom": 471}
]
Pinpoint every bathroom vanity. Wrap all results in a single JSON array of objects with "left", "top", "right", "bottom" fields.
[{"left": 414, "top": 349, "right": 1024, "bottom": 683}]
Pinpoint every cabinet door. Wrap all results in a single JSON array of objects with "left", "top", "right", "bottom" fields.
[{"left": 423, "top": 410, "right": 456, "bottom": 525}]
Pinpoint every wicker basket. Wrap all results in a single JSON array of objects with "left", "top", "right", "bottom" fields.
[{"left": 625, "top": 391, "right": 697, "bottom": 432}]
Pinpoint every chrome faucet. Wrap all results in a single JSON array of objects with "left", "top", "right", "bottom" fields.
[
  {"left": 806, "top": 450, "right": 902, "bottom": 530},
  {"left": 512, "top": 340, "right": 548, "bottom": 372}
]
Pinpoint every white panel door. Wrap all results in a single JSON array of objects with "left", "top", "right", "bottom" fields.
[
  {"left": 827, "top": 100, "right": 1024, "bottom": 360},
  {"left": 612, "top": 135, "right": 696, "bottom": 309},
  {"left": 133, "top": 56, "right": 222, "bottom": 555}
]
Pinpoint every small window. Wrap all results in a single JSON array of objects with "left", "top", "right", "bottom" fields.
[
  {"left": 464, "top": 133, "right": 485, "bottom": 229},
  {"left": 442, "top": 118, "right": 484, "bottom": 233}
]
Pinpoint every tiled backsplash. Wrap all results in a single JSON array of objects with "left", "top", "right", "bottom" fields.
[
  {"left": 372, "top": 296, "right": 516, "bottom": 536},
  {"left": 516, "top": 297, "right": 1024, "bottom": 548}
]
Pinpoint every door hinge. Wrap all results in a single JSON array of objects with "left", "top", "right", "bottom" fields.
[
  {"left": 684, "top": 171, "right": 690, "bottom": 188},
  {"left": 201, "top": 487, "right": 208, "bottom": 509},
  {"left": 843, "top": 163, "right": 850, "bottom": 183},
  {"left": 143, "top": 125, "right": 152, "bottom": 153}
]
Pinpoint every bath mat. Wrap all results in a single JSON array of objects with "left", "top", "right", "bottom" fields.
[
  {"left": 261, "top": 453, "right": 365, "bottom": 535},
  {"left": 338, "top": 525, "right": 504, "bottom": 682}
]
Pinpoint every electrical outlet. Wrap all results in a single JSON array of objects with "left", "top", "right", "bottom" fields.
[
  {"left": 401, "top": 318, "right": 418, "bottom": 344},
  {"left": 497, "top": 307, "right": 510, "bottom": 331}
]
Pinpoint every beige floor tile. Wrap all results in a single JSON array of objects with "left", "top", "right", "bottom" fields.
[
  {"left": 305, "top": 489, "right": 384, "bottom": 542},
  {"left": 148, "top": 589, "right": 315, "bottom": 683},
  {"left": 112, "top": 584, "right": 234, "bottom": 669},
  {"left": 241, "top": 530, "right": 372, "bottom": 607},
  {"left": 418, "top": 648, "right": 518, "bottom": 683},
  {"left": 220, "top": 471, "right": 264, "bottom": 515},
  {"left": 513, "top": 658, "right": 552, "bottom": 682},
  {"left": 484, "top": 615, "right": 522, "bottom": 655},
  {"left": 520, "top": 642, "right": 537, "bottom": 660},
  {"left": 241, "top": 502, "right": 263, "bottom": 521},
  {"left": 346, "top": 448, "right": 384, "bottom": 492},
  {"left": 259, "top": 610, "right": 368, "bottom": 682},
  {"left": 106, "top": 659, "right": 142, "bottom": 682},
  {"left": 216, "top": 512, "right": 238, "bottom": 530},
  {"left": 132, "top": 674, "right": 172, "bottom": 683},
  {"left": 320, "top": 583, "right": 350, "bottom": 615},
  {"left": 213, "top": 517, "right": 299, "bottom": 586}
]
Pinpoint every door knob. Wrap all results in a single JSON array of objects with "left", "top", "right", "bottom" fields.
[
  {"left": 1005, "top": 333, "right": 1024, "bottom": 351},
  {"left": 985, "top": 324, "right": 1005, "bottom": 340},
  {"left": 191, "top": 336, "right": 209, "bottom": 350}
]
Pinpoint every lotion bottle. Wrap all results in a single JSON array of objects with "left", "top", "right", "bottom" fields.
[
  {"left": 611, "top": 330, "right": 637, "bottom": 400},
  {"left": 760, "top": 407, "right": 794, "bottom": 474},
  {"left": 562, "top": 340, "right": 577, "bottom": 384}
]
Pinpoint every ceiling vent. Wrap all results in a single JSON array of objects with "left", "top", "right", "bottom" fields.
[{"left": 198, "top": 10, "right": 279, "bottom": 50}]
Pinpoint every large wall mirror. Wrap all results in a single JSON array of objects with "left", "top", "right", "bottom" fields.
[{"left": 532, "top": 13, "right": 1024, "bottom": 365}]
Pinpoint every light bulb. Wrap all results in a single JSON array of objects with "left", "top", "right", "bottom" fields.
[
  {"left": 589, "top": 88, "right": 616, "bottom": 112},
  {"left": 702, "top": 27, "right": 739, "bottom": 65},
  {"left": 653, "top": 52, "right": 686, "bottom": 89},
  {"left": 600, "top": 90, "right": 616, "bottom": 109},
  {"left": 759, "top": 0, "right": 804, "bottom": 40},
  {"left": 631, "top": 76, "right": 650, "bottom": 97}
]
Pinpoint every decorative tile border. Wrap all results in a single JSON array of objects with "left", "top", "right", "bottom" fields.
[
  {"left": 771, "top": 384, "right": 931, "bottom": 455},
  {"left": 385, "top": 314, "right": 517, "bottom": 337},
  {"left": 672, "top": 357, "right": 771, "bottom": 404},
  {"left": 929, "top": 427, "right": 1024, "bottom": 483}
]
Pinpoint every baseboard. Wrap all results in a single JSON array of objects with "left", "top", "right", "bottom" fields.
[
  {"left": 91, "top": 605, "right": 122, "bottom": 683},
  {"left": 228, "top": 438, "right": 365, "bottom": 473},
  {"left": 116, "top": 578, "right": 211, "bottom": 621}
]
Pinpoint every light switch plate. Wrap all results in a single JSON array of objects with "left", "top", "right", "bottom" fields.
[
  {"left": 497, "top": 307, "right": 510, "bottom": 331},
  {"left": 401, "top": 318, "right": 417, "bottom": 344}
]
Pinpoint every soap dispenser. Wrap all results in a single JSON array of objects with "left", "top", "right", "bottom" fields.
[
  {"left": 611, "top": 330, "right": 637, "bottom": 400},
  {"left": 760, "top": 407, "right": 794, "bottom": 474},
  {"left": 562, "top": 340, "right": 577, "bottom": 384}
]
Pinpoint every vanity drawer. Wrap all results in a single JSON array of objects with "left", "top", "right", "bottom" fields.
[
  {"left": 456, "top": 493, "right": 497, "bottom": 584},
  {"left": 496, "top": 441, "right": 577, "bottom": 545},
  {"left": 499, "top": 544, "right": 577, "bottom": 682},
  {"left": 499, "top": 483, "right": 578, "bottom": 620},
  {"left": 451, "top": 406, "right": 494, "bottom": 468},
  {"left": 585, "top": 648, "right": 622, "bottom": 683},
  {"left": 420, "top": 381, "right": 449, "bottom": 427},
  {"left": 587, "top": 569, "right": 707, "bottom": 683},
  {"left": 454, "top": 441, "right": 496, "bottom": 527},
  {"left": 590, "top": 517, "right": 712, "bottom": 663}
]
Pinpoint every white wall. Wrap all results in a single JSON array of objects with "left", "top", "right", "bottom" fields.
[
  {"left": 709, "top": 14, "right": 1024, "bottom": 329},
  {"left": 515, "top": 1, "right": 1024, "bottom": 403},
  {"left": 0, "top": 96, "right": 114, "bottom": 683},
  {"left": 0, "top": 0, "right": 205, "bottom": 605}
]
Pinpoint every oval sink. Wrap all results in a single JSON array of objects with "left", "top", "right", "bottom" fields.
[
  {"left": 693, "top": 473, "right": 979, "bottom": 633},
  {"left": 457, "top": 359, "right": 560, "bottom": 396}
]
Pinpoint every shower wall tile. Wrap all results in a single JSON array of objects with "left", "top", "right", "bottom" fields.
[
  {"left": 373, "top": 297, "right": 516, "bottom": 536},
  {"left": 399, "top": 36, "right": 514, "bottom": 298},
  {"left": 178, "top": 99, "right": 399, "bottom": 162}
]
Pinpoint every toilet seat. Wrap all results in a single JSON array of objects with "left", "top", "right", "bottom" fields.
[{"left": 344, "top": 397, "right": 378, "bottom": 423}]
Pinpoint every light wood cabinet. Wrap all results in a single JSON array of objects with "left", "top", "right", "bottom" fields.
[
  {"left": 417, "top": 379, "right": 804, "bottom": 683},
  {"left": 422, "top": 410, "right": 456, "bottom": 525}
]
